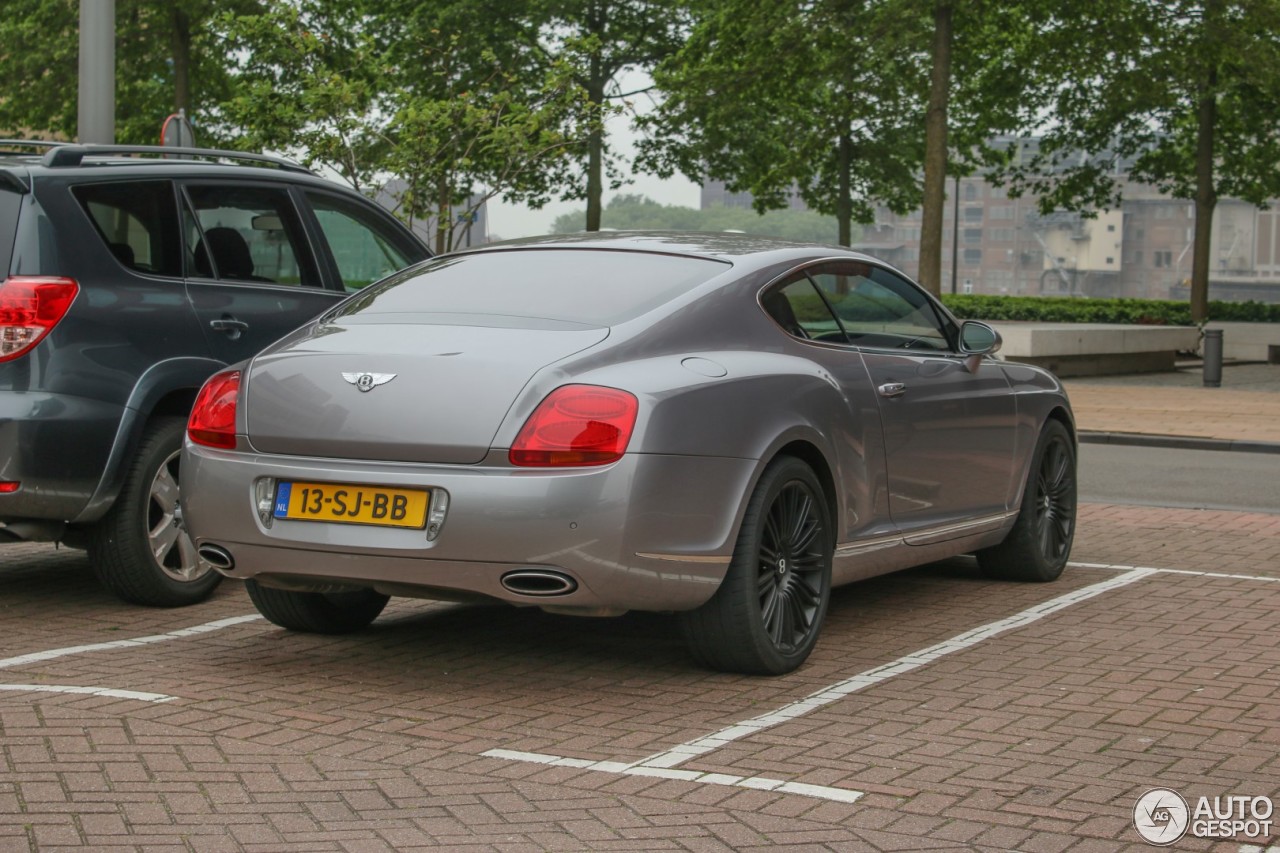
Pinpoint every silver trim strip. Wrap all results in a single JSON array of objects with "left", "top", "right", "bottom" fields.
[
  {"left": 902, "top": 511, "right": 1017, "bottom": 546},
  {"left": 836, "top": 511, "right": 1017, "bottom": 554},
  {"left": 634, "top": 552, "right": 733, "bottom": 566}
]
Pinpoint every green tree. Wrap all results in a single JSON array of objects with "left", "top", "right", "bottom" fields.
[
  {"left": 639, "top": 0, "right": 927, "bottom": 249},
  {"left": 222, "top": 0, "right": 607, "bottom": 252},
  {"left": 640, "top": 0, "right": 1048, "bottom": 293},
  {"left": 550, "top": 193, "right": 853, "bottom": 242},
  {"left": 999, "top": 0, "right": 1280, "bottom": 321},
  {"left": 0, "top": 0, "right": 261, "bottom": 144},
  {"left": 531, "top": 0, "right": 689, "bottom": 231}
]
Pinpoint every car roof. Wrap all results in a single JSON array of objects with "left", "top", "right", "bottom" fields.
[{"left": 452, "top": 230, "right": 890, "bottom": 268}]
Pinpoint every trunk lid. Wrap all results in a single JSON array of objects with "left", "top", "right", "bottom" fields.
[{"left": 244, "top": 317, "right": 608, "bottom": 464}]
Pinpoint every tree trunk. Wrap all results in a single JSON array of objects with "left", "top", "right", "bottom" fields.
[
  {"left": 918, "top": 0, "right": 952, "bottom": 296},
  {"left": 1190, "top": 30, "right": 1219, "bottom": 323},
  {"left": 836, "top": 133, "right": 852, "bottom": 246},
  {"left": 170, "top": 6, "right": 192, "bottom": 115},
  {"left": 585, "top": 72, "right": 605, "bottom": 231},
  {"left": 436, "top": 173, "right": 451, "bottom": 254}
]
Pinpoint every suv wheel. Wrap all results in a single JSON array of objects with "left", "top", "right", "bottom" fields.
[{"left": 87, "top": 416, "right": 221, "bottom": 606}]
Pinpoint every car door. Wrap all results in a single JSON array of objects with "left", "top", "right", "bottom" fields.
[
  {"left": 180, "top": 182, "right": 343, "bottom": 364},
  {"left": 808, "top": 261, "right": 1018, "bottom": 537},
  {"left": 759, "top": 272, "right": 896, "bottom": 549}
]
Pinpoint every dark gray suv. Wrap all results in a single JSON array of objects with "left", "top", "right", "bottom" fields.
[{"left": 0, "top": 141, "right": 430, "bottom": 606}]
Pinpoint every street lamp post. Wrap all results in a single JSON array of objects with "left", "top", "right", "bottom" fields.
[{"left": 77, "top": 0, "right": 116, "bottom": 144}]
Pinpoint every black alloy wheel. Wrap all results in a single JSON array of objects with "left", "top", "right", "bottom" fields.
[
  {"left": 681, "top": 456, "right": 833, "bottom": 675},
  {"left": 977, "top": 419, "right": 1076, "bottom": 582}
]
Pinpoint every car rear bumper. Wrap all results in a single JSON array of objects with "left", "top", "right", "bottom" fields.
[
  {"left": 0, "top": 391, "right": 123, "bottom": 529},
  {"left": 181, "top": 443, "right": 758, "bottom": 613}
]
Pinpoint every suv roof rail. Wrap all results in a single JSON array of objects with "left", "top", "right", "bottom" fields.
[
  {"left": 42, "top": 144, "right": 315, "bottom": 175},
  {"left": 0, "top": 139, "right": 70, "bottom": 154}
]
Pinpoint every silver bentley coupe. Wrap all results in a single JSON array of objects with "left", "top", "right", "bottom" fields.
[{"left": 182, "top": 232, "right": 1077, "bottom": 675}]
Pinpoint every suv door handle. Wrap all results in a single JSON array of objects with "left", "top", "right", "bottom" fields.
[
  {"left": 878, "top": 382, "right": 907, "bottom": 398},
  {"left": 209, "top": 317, "right": 249, "bottom": 339}
]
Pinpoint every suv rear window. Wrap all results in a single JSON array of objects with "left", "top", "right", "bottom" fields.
[
  {"left": 73, "top": 181, "right": 182, "bottom": 277},
  {"left": 333, "top": 249, "right": 729, "bottom": 326},
  {"left": 0, "top": 188, "right": 19, "bottom": 276}
]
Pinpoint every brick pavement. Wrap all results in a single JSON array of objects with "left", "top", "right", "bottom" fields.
[{"left": 0, "top": 501, "right": 1276, "bottom": 851}]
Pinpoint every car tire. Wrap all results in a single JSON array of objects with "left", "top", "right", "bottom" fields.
[
  {"left": 680, "top": 456, "right": 833, "bottom": 675},
  {"left": 977, "top": 419, "right": 1076, "bottom": 582},
  {"left": 86, "top": 416, "right": 222, "bottom": 606},
  {"left": 246, "top": 580, "right": 390, "bottom": 634}
]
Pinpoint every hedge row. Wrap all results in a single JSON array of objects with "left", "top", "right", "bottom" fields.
[{"left": 939, "top": 295, "right": 1280, "bottom": 325}]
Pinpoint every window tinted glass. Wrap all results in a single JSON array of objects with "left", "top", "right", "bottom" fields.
[
  {"left": 762, "top": 276, "right": 846, "bottom": 342},
  {"left": 185, "top": 185, "right": 315, "bottom": 286},
  {"left": 333, "top": 249, "right": 729, "bottom": 326},
  {"left": 73, "top": 181, "right": 181, "bottom": 277},
  {"left": 808, "top": 262, "right": 952, "bottom": 351},
  {"left": 306, "top": 192, "right": 418, "bottom": 292},
  {"left": 0, "top": 188, "right": 19, "bottom": 275}
]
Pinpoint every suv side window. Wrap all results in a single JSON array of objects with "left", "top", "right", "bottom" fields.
[
  {"left": 306, "top": 191, "right": 419, "bottom": 291},
  {"left": 73, "top": 181, "right": 182, "bottom": 277},
  {"left": 762, "top": 275, "right": 847, "bottom": 342},
  {"left": 183, "top": 185, "right": 318, "bottom": 286},
  {"left": 808, "top": 262, "right": 953, "bottom": 351}
]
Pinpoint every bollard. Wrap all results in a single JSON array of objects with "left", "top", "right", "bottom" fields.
[{"left": 1203, "top": 327, "right": 1223, "bottom": 387}]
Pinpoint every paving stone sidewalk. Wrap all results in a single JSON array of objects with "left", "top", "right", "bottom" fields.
[{"left": 1063, "top": 362, "right": 1280, "bottom": 445}]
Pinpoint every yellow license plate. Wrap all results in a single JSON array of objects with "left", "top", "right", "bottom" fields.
[{"left": 273, "top": 481, "right": 429, "bottom": 529}]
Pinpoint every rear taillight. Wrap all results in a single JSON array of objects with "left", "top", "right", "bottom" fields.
[
  {"left": 0, "top": 481, "right": 19, "bottom": 493},
  {"left": 509, "top": 385, "right": 638, "bottom": 467},
  {"left": 0, "top": 276, "right": 79, "bottom": 362},
  {"left": 188, "top": 370, "right": 241, "bottom": 449}
]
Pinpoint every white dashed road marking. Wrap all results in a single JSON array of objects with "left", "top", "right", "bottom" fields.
[
  {"left": 0, "top": 614, "right": 261, "bottom": 670},
  {"left": 0, "top": 684, "right": 176, "bottom": 703}
]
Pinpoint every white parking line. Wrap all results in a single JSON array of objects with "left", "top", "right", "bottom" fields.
[
  {"left": 0, "top": 684, "right": 176, "bottom": 703},
  {"left": 1070, "top": 561, "right": 1280, "bottom": 584},
  {"left": 487, "top": 566, "right": 1156, "bottom": 802},
  {"left": 0, "top": 614, "right": 261, "bottom": 670}
]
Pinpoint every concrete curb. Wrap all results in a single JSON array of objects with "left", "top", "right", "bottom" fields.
[{"left": 1079, "top": 431, "right": 1280, "bottom": 455}]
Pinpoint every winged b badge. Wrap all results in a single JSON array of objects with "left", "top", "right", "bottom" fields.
[{"left": 342, "top": 372, "right": 397, "bottom": 392}]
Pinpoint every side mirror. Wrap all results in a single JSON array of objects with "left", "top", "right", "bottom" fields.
[
  {"left": 958, "top": 321, "right": 1001, "bottom": 372},
  {"left": 959, "top": 320, "right": 1002, "bottom": 355}
]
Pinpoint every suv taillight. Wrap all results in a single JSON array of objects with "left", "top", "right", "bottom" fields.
[
  {"left": 188, "top": 370, "right": 241, "bottom": 449},
  {"left": 0, "top": 276, "right": 79, "bottom": 362},
  {"left": 509, "top": 385, "right": 638, "bottom": 467}
]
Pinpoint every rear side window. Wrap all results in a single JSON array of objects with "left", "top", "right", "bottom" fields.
[
  {"left": 0, "top": 188, "right": 19, "bottom": 275},
  {"left": 73, "top": 181, "right": 182, "bottom": 277},
  {"left": 184, "top": 185, "right": 317, "bottom": 286},
  {"left": 333, "top": 249, "right": 729, "bottom": 326}
]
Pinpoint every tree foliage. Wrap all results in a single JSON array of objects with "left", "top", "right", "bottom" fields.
[
  {"left": 222, "top": 0, "right": 609, "bottom": 252},
  {"left": 550, "top": 193, "right": 853, "bottom": 242},
  {"left": 997, "top": 0, "right": 1280, "bottom": 321},
  {"left": 531, "top": 0, "right": 690, "bottom": 231},
  {"left": 638, "top": 0, "right": 928, "bottom": 249},
  {"left": 0, "top": 0, "right": 261, "bottom": 144}
]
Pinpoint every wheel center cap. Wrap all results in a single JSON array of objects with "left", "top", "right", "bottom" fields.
[{"left": 777, "top": 557, "right": 788, "bottom": 575}]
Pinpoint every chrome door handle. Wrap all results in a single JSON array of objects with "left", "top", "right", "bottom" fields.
[
  {"left": 878, "top": 382, "right": 907, "bottom": 398},
  {"left": 209, "top": 317, "right": 249, "bottom": 340}
]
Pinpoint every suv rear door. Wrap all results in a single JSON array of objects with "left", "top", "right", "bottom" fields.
[{"left": 180, "top": 181, "right": 343, "bottom": 363}]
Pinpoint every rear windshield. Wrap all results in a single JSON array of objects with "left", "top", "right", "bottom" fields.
[
  {"left": 331, "top": 248, "right": 730, "bottom": 326},
  {"left": 0, "top": 188, "right": 20, "bottom": 275}
]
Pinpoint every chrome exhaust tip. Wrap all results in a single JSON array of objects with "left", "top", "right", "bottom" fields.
[
  {"left": 197, "top": 544, "right": 235, "bottom": 571},
  {"left": 500, "top": 569, "right": 578, "bottom": 597}
]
